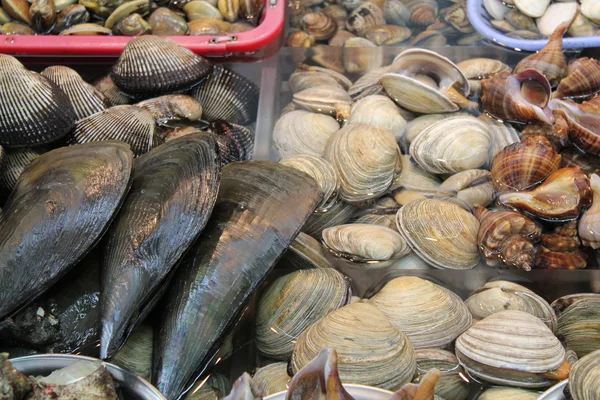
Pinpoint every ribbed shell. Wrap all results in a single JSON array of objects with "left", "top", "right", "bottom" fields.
[
  {"left": 273, "top": 110, "right": 339, "bottom": 159},
  {"left": 69, "top": 105, "right": 156, "bottom": 157},
  {"left": 291, "top": 302, "right": 416, "bottom": 390},
  {"left": 478, "top": 387, "right": 541, "bottom": 400},
  {"left": 369, "top": 277, "right": 472, "bottom": 349},
  {"left": 93, "top": 75, "right": 131, "bottom": 106},
  {"left": 41, "top": 65, "right": 107, "bottom": 121},
  {"left": 556, "top": 298, "right": 600, "bottom": 358},
  {"left": 137, "top": 95, "right": 203, "bottom": 125},
  {"left": 455, "top": 310, "right": 565, "bottom": 387},
  {"left": 210, "top": 120, "right": 254, "bottom": 164},
  {"left": 190, "top": 64, "right": 259, "bottom": 125},
  {"left": 111, "top": 36, "right": 212, "bottom": 99},
  {"left": 569, "top": 349, "right": 600, "bottom": 400},
  {"left": 396, "top": 199, "right": 480, "bottom": 270},
  {"left": 253, "top": 363, "right": 290, "bottom": 397},
  {"left": 0, "top": 55, "right": 76, "bottom": 147},
  {"left": 0, "top": 147, "right": 46, "bottom": 193},
  {"left": 255, "top": 268, "right": 351, "bottom": 360},
  {"left": 414, "top": 349, "right": 470, "bottom": 400},
  {"left": 555, "top": 57, "right": 600, "bottom": 99}
]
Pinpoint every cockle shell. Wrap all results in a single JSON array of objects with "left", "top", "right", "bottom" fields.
[
  {"left": 291, "top": 302, "right": 417, "bottom": 390},
  {"left": 273, "top": 110, "right": 339, "bottom": 159},
  {"left": 456, "top": 58, "right": 512, "bottom": 80},
  {"left": 551, "top": 98, "right": 600, "bottom": 155},
  {"left": 514, "top": 0, "right": 549, "bottom": 18},
  {"left": 345, "top": 1, "right": 384, "bottom": 36},
  {"left": 465, "top": 281, "right": 556, "bottom": 330},
  {"left": 348, "top": 95, "right": 407, "bottom": 141},
  {"left": 253, "top": 363, "right": 290, "bottom": 397},
  {"left": 292, "top": 86, "right": 352, "bottom": 120},
  {"left": 325, "top": 123, "right": 401, "bottom": 204},
  {"left": 256, "top": 268, "right": 351, "bottom": 360},
  {"left": 536, "top": 220, "right": 587, "bottom": 270},
  {"left": 556, "top": 298, "right": 600, "bottom": 358},
  {"left": 413, "top": 349, "right": 470, "bottom": 400},
  {"left": 369, "top": 277, "right": 472, "bottom": 349},
  {"left": 579, "top": 173, "right": 600, "bottom": 249},
  {"left": 409, "top": 115, "right": 492, "bottom": 175},
  {"left": 491, "top": 135, "right": 562, "bottom": 192},
  {"left": 437, "top": 169, "right": 494, "bottom": 210},
  {"left": 498, "top": 167, "right": 592, "bottom": 222},
  {"left": 455, "top": 310, "right": 569, "bottom": 388},
  {"left": 0, "top": 147, "right": 46, "bottom": 193},
  {"left": 301, "top": 12, "right": 337, "bottom": 40},
  {"left": 479, "top": 387, "right": 541, "bottom": 400},
  {"left": 555, "top": 57, "right": 600, "bottom": 99},
  {"left": 569, "top": 349, "right": 600, "bottom": 400},
  {"left": 396, "top": 199, "right": 480, "bottom": 270}
]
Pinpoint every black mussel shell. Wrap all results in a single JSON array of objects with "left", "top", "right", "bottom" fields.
[
  {"left": 111, "top": 36, "right": 212, "bottom": 99},
  {"left": 190, "top": 64, "right": 259, "bottom": 125},
  {"left": 0, "top": 55, "right": 76, "bottom": 147},
  {"left": 303, "top": 201, "right": 357, "bottom": 239},
  {"left": 69, "top": 105, "right": 157, "bottom": 157},
  {"left": 41, "top": 66, "right": 108, "bottom": 120},
  {"left": 100, "top": 133, "right": 221, "bottom": 360},
  {"left": 137, "top": 94, "right": 203, "bottom": 126},
  {"left": 0, "top": 141, "right": 133, "bottom": 319},
  {"left": 94, "top": 75, "right": 131, "bottom": 106},
  {"left": 0, "top": 147, "right": 47, "bottom": 195},
  {"left": 210, "top": 120, "right": 255, "bottom": 165}
]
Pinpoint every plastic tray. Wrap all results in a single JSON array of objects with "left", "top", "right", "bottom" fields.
[
  {"left": 467, "top": 0, "right": 600, "bottom": 51},
  {"left": 0, "top": 0, "right": 283, "bottom": 56}
]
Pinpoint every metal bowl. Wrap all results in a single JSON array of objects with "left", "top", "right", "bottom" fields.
[
  {"left": 265, "top": 384, "right": 392, "bottom": 400},
  {"left": 9, "top": 354, "right": 166, "bottom": 400},
  {"left": 538, "top": 380, "right": 568, "bottom": 400}
]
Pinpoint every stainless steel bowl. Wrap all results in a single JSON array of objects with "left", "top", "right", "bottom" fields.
[
  {"left": 265, "top": 384, "right": 392, "bottom": 400},
  {"left": 9, "top": 354, "right": 166, "bottom": 400},
  {"left": 538, "top": 380, "right": 568, "bottom": 400}
]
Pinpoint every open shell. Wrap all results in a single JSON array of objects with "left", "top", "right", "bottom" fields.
[
  {"left": 437, "top": 169, "right": 494, "bottom": 210},
  {"left": 292, "top": 86, "right": 352, "bottom": 120}
]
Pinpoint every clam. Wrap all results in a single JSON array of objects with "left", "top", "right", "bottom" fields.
[
  {"left": 286, "top": 30, "right": 315, "bottom": 47},
  {"left": 2, "top": 0, "right": 30, "bottom": 23},
  {"left": 364, "top": 25, "right": 412, "bottom": 46},
  {"left": 552, "top": 293, "right": 600, "bottom": 315},
  {"left": 303, "top": 201, "right": 357, "bottom": 239},
  {"left": 292, "top": 86, "right": 352, "bottom": 120},
  {"left": 147, "top": 7, "right": 188, "bottom": 36},
  {"left": 218, "top": 0, "right": 239, "bottom": 22},
  {"left": 345, "top": 1, "right": 384, "bottom": 36},
  {"left": 581, "top": 0, "right": 600, "bottom": 24},
  {"left": 113, "top": 13, "right": 152, "bottom": 35},
  {"left": 273, "top": 110, "right": 339, "bottom": 159},
  {"left": 383, "top": 0, "right": 410, "bottom": 26},
  {"left": 505, "top": 10, "right": 537, "bottom": 32},
  {"left": 409, "top": 115, "right": 492, "bottom": 175},
  {"left": 567, "top": 11, "right": 597, "bottom": 37},
  {"left": 255, "top": 268, "right": 351, "bottom": 360},
  {"left": 69, "top": 105, "right": 156, "bottom": 157},
  {"left": 506, "top": 30, "right": 544, "bottom": 40},
  {"left": 405, "top": 0, "right": 438, "bottom": 26},
  {"left": 551, "top": 98, "right": 600, "bottom": 155},
  {"left": 1, "top": 23, "right": 34, "bottom": 35},
  {"left": 465, "top": 281, "right": 556, "bottom": 330},
  {"left": 253, "top": 363, "right": 290, "bottom": 397},
  {"left": 554, "top": 57, "right": 600, "bottom": 99},
  {"left": 413, "top": 349, "right": 470, "bottom": 400},
  {"left": 58, "top": 23, "right": 112, "bottom": 35},
  {"left": 183, "top": 1, "right": 222, "bottom": 20},
  {"left": 111, "top": 36, "right": 211, "bottom": 99},
  {"left": 104, "top": 0, "right": 149, "bottom": 29},
  {"left": 112, "top": 324, "right": 153, "bottom": 381},
  {"left": 579, "top": 173, "right": 600, "bottom": 249},
  {"left": 137, "top": 95, "right": 202, "bottom": 125},
  {"left": 291, "top": 302, "right": 417, "bottom": 390},
  {"left": 184, "top": 374, "right": 230, "bottom": 400},
  {"left": 325, "top": 123, "right": 401, "bottom": 204},
  {"left": 478, "top": 387, "right": 541, "bottom": 399},
  {"left": 491, "top": 136, "right": 562, "bottom": 193},
  {"left": 536, "top": 220, "right": 587, "bottom": 270},
  {"left": 380, "top": 49, "right": 473, "bottom": 114},
  {"left": 289, "top": 71, "right": 344, "bottom": 93},
  {"left": 514, "top": 0, "right": 549, "bottom": 18},
  {"left": 437, "top": 169, "right": 494, "bottom": 210},
  {"left": 208, "top": 120, "right": 254, "bottom": 165},
  {"left": 396, "top": 199, "right": 480, "bottom": 270},
  {"left": 410, "top": 29, "right": 447, "bottom": 45},
  {"left": 392, "top": 155, "right": 441, "bottom": 194},
  {"left": 370, "top": 277, "right": 472, "bottom": 349},
  {"left": 301, "top": 12, "right": 336, "bottom": 40},
  {"left": 0, "top": 55, "right": 76, "bottom": 147},
  {"left": 29, "top": 0, "right": 56, "bottom": 33},
  {"left": 475, "top": 207, "right": 541, "bottom": 271},
  {"left": 455, "top": 310, "right": 570, "bottom": 388},
  {"left": 456, "top": 58, "right": 512, "bottom": 80},
  {"left": 498, "top": 167, "right": 592, "bottom": 222},
  {"left": 569, "top": 349, "right": 600, "bottom": 400},
  {"left": 352, "top": 197, "right": 399, "bottom": 231},
  {"left": 93, "top": 75, "right": 130, "bottom": 106},
  {"left": 295, "top": 64, "right": 352, "bottom": 90},
  {"left": 478, "top": 113, "right": 521, "bottom": 169},
  {"left": 348, "top": 95, "right": 407, "bottom": 141},
  {"left": 537, "top": 2, "right": 578, "bottom": 37},
  {"left": 348, "top": 65, "right": 391, "bottom": 100},
  {"left": 441, "top": 1, "right": 473, "bottom": 33},
  {"left": 404, "top": 113, "right": 460, "bottom": 146},
  {"left": 329, "top": 30, "right": 356, "bottom": 46},
  {"left": 281, "top": 231, "right": 337, "bottom": 270},
  {"left": 0, "top": 147, "right": 46, "bottom": 193},
  {"left": 342, "top": 38, "right": 383, "bottom": 75},
  {"left": 556, "top": 297, "right": 600, "bottom": 358}
]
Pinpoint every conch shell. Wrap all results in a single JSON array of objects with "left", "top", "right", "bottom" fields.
[
  {"left": 554, "top": 57, "right": 600, "bottom": 99},
  {"left": 536, "top": 221, "right": 587, "bottom": 270},
  {"left": 579, "top": 173, "right": 600, "bottom": 249},
  {"left": 550, "top": 98, "right": 600, "bottom": 156}
]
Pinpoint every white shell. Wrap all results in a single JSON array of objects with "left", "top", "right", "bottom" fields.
[
  {"left": 515, "top": 0, "right": 550, "bottom": 18},
  {"left": 392, "top": 154, "right": 441, "bottom": 194},
  {"left": 568, "top": 12, "right": 598, "bottom": 37},
  {"left": 381, "top": 73, "right": 458, "bottom": 114},
  {"left": 582, "top": 0, "right": 600, "bottom": 24},
  {"left": 404, "top": 113, "right": 462, "bottom": 146},
  {"left": 484, "top": 0, "right": 511, "bottom": 20},
  {"left": 348, "top": 95, "right": 407, "bottom": 141},
  {"left": 579, "top": 174, "right": 600, "bottom": 249},
  {"left": 536, "top": 2, "right": 579, "bottom": 37},
  {"left": 292, "top": 86, "right": 353, "bottom": 119},
  {"left": 479, "top": 387, "right": 541, "bottom": 400},
  {"left": 569, "top": 349, "right": 600, "bottom": 400},
  {"left": 273, "top": 110, "right": 339, "bottom": 158},
  {"left": 437, "top": 169, "right": 495, "bottom": 210},
  {"left": 253, "top": 363, "right": 291, "bottom": 397}
]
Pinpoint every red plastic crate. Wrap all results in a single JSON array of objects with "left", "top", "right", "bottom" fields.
[{"left": 0, "top": 0, "right": 283, "bottom": 56}]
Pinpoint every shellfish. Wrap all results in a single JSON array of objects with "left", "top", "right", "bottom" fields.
[
  {"left": 569, "top": 348, "right": 600, "bottom": 400},
  {"left": 554, "top": 57, "right": 600, "bottom": 100},
  {"left": 413, "top": 349, "right": 470, "bottom": 400},
  {"left": 437, "top": 169, "right": 495, "bottom": 210},
  {"left": 579, "top": 173, "right": 600, "bottom": 249},
  {"left": 550, "top": 98, "right": 600, "bottom": 155},
  {"left": 536, "top": 221, "right": 587, "bottom": 270},
  {"left": 252, "top": 363, "right": 290, "bottom": 397},
  {"left": 348, "top": 95, "right": 407, "bottom": 141},
  {"left": 273, "top": 110, "right": 339, "bottom": 159},
  {"left": 556, "top": 297, "right": 600, "bottom": 358},
  {"left": 292, "top": 86, "right": 353, "bottom": 120},
  {"left": 345, "top": 1, "right": 384, "bottom": 36}
]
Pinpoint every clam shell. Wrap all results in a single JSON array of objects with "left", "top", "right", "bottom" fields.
[
  {"left": 414, "top": 349, "right": 470, "bottom": 400},
  {"left": 112, "top": 324, "right": 153, "bottom": 381},
  {"left": 0, "top": 55, "right": 76, "bottom": 147},
  {"left": 253, "top": 363, "right": 290, "bottom": 397},
  {"left": 0, "top": 147, "right": 46, "bottom": 193},
  {"left": 291, "top": 302, "right": 416, "bottom": 390},
  {"left": 348, "top": 65, "right": 390, "bottom": 100},
  {"left": 404, "top": 113, "right": 461, "bottom": 146},
  {"left": 345, "top": 1, "right": 384, "bottom": 36},
  {"left": 456, "top": 310, "right": 566, "bottom": 388},
  {"left": 505, "top": 10, "right": 538, "bottom": 31},
  {"left": 483, "top": 0, "right": 510, "bottom": 20},
  {"left": 556, "top": 298, "right": 600, "bottom": 358},
  {"left": 514, "top": 0, "right": 549, "bottom": 18},
  {"left": 137, "top": 95, "right": 202, "bottom": 125},
  {"left": 289, "top": 71, "right": 343, "bottom": 94},
  {"left": 392, "top": 155, "right": 440, "bottom": 194},
  {"left": 396, "top": 199, "right": 480, "bottom": 270},
  {"left": 569, "top": 349, "right": 600, "bottom": 400},
  {"left": 281, "top": 231, "right": 337, "bottom": 270},
  {"left": 256, "top": 268, "right": 351, "bottom": 360},
  {"left": 537, "top": 2, "right": 578, "bottom": 37},
  {"left": 325, "top": 123, "right": 401, "bottom": 204},
  {"left": 409, "top": 115, "right": 492, "bottom": 175},
  {"left": 456, "top": 57, "right": 512, "bottom": 80},
  {"left": 478, "top": 387, "right": 541, "bottom": 400},
  {"left": 147, "top": 7, "right": 188, "bottom": 36},
  {"left": 352, "top": 197, "right": 399, "bottom": 231},
  {"left": 582, "top": 0, "right": 600, "bottom": 24},
  {"left": 369, "top": 277, "right": 472, "bottom": 349},
  {"left": 69, "top": 105, "right": 156, "bottom": 157},
  {"left": 579, "top": 173, "right": 600, "bottom": 249},
  {"left": 183, "top": 0, "right": 222, "bottom": 20},
  {"left": 184, "top": 374, "right": 230, "bottom": 400},
  {"left": 381, "top": 72, "right": 458, "bottom": 114},
  {"left": 301, "top": 12, "right": 336, "bottom": 41},
  {"left": 303, "top": 201, "right": 357, "bottom": 239},
  {"left": 348, "top": 95, "right": 407, "bottom": 141},
  {"left": 292, "top": 86, "right": 352, "bottom": 120},
  {"left": 273, "top": 110, "right": 339, "bottom": 159},
  {"left": 343, "top": 38, "right": 382, "bottom": 75},
  {"left": 111, "top": 36, "right": 212, "bottom": 99},
  {"left": 437, "top": 169, "right": 494, "bottom": 210},
  {"left": 190, "top": 65, "right": 259, "bottom": 125},
  {"left": 478, "top": 113, "right": 521, "bottom": 170},
  {"left": 93, "top": 75, "right": 130, "bottom": 106}
]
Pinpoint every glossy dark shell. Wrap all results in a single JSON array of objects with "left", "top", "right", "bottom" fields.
[
  {"left": 0, "top": 141, "right": 133, "bottom": 319},
  {"left": 93, "top": 75, "right": 131, "bottom": 106},
  {"left": 0, "top": 55, "right": 76, "bottom": 147},
  {"left": 190, "top": 64, "right": 259, "bottom": 125},
  {"left": 0, "top": 147, "right": 47, "bottom": 194},
  {"left": 69, "top": 105, "right": 156, "bottom": 157},
  {"left": 111, "top": 36, "right": 212, "bottom": 99},
  {"left": 210, "top": 120, "right": 254, "bottom": 165},
  {"left": 152, "top": 161, "right": 322, "bottom": 400},
  {"left": 100, "top": 133, "right": 221, "bottom": 359}
]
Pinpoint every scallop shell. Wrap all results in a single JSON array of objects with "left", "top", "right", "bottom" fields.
[
  {"left": 569, "top": 349, "right": 600, "bottom": 400},
  {"left": 292, "top": 86, "right": 353, "bottom": 120},
  {"left": 437, "top": 169, "right": 494, "bottom": 210},
  {"left": 325, "top": 123, "right": 401, "bottom": 204},
  {"left": 291, "top": 302, "right": 417, "bottom": 390},
  {"left": 348, "top": 95, "right": 407, "bottom": 141},
  {"left": 273, "top": 110, "right": 339, "bottom": 159},
  {"left": 409, "top": 115, "right": 492, "bottom": 175},
  {"left": 0, "top": 55, "right": 76, "bottom": 147},
  {"left": 69, "top": 105, "right": 156, "bottom": 157},
  {"left": 413, "top": 349, "right": 470, "bottom": 400},
  {"left": 369, "top": 277, "right": 472, "bottom": 349},
  {"left": 555, "top": 57, "right": 600, "bottom": 100},
  {"left": 256, "top": 268, "right": 351, "bottom": 360},
  {"left": 93, "top": 75, "right": 130, "bottom": 106},
  {"left": 396, "top": 199, "right": 480, "bottom": 270},
  {"left": 280, "top": 154, "right": 339, "bottom": 212},
  {"left": 111, "top": 36, "right": 212, "bottom": 99},
  {"left": 0, "top": 147, "right": 46, "bottom": 193},
  {"left": 478, "top": 387, "right": 541, "bottom": 400},
  {"left": 556, "top": 297, "right": 600, "bottom": 358},
  {"left": 253, "top": 363, "right": 290, "bottom": 397},
  {"left": 579, "top": 173, "right": 600, "bottom": 249},
  {"left": 455, "top": 310, "right": 568, "bottom": 388}
]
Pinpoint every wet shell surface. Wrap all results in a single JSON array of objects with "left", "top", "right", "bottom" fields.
[
  {"left": 256, "top": 268, "right": 350, "bottom": 360},
  {"left": 190, "top": 64, "right": 259, "bottom": 125},
  {"left": 413, "top": 349, "right": 470, "bottom": 400},
  {"left": 69, "top": 105, "right": 156, "bottom": 157},
  {"left": 369, "top": 277, "right": 472, "bottom": 349},
  {"left": 579, "top": 173, "right": 600, "bottom": 249},
  {"left": 292, "top": 86, "right": 353, "bottom": 120},
  {"left": 253, "top": 363, "right": 291, "bottom": 397},
  {"left": 478, "top": 387, "right": 541, "bottom": 400},
  {"left": 291, "top": 302, "right": 417, "bottom": 390},
  {"left": 303, "top": 200, "right": 357, "bottom": 239},
  {"left": 273, "top": 110, "right": 339, "bottom": 159},
  {"left": 348, "top": 95, "right": 407, "bottom": 141},
  {"left": 94, "top": 75, "right": 130, "bottom": 106},
  {"left": 111, "top": 36, "right": 212, "bottom": 99},
  {"left": 0, "top": 147, "right": 46, "bottom": 193},
  {"left": 209, "top": 120, "right": 254, "bottom": 165},
  {"left": 556, "top": 298, "right": 600, "bottom": 358},
  {"left": 396, "top": 199, "right": 480, "bottom": 270},
  {"left": 437, "top": 169, "right": 494, "bottom": 210},
  {"left": 136, "top": 95, "right": 202, "bottom": 125},
  {"left": 569, "top": 349, "right": 600, "bottom": 400}
]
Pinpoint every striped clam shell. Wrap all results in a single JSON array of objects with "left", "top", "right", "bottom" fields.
[
  {"left": 569, "top": 349, "right": 600, "bottom": 400},
  {"left": 41, "top": 65, "right": 108, "bottom": 121},
  {"left": 111, "top": 36, "right": 212, "bottom": 99},
  {"left": 94, "top": 75, "right": 131, "bottom": 106},
  {"left": 0, "top": 55, "right": 76, "bottom": 147},
  {"left": 137, "top": 95, "right": 203, "bottom": 125},
  {"left": 210, "top": 120, "right": 254, "bottom": 165},
  {"left": 190, "top": 64, "right": 259, "bottom": 125},
  {"left": 253, "top": 363, "right": 291, "bottom": 397},
  {"left": 69, "top": 105, "right": 156, "bottom": 157},
  {"left": 0, "top": 147, "right": 47, "bottom": 193}
]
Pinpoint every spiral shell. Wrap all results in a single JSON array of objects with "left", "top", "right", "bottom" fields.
[
  {"left": 551, "top": 98, "right": 600, "bottom": 155},
  {"left": 413, "top": 349, "right": 470, "bottom": 400},
  {"left": 369, "top": 277, "right": 472, "bottom": 349},
  {"left": 291, "top": 302, "right": 417, "bottom": 390},
  {"left": 253, "top": 363, "right": 290, "bottom": 397},
  {"left": 273, "top": 110, "right": 339, "bottom": 159},
  {"left": 396, "top": 199, "right": 480, "bottom": 270},
  {"left": 555, "top": 57, "right": 600, "bottom": 100},
  {"left": 325, "top": 123, "right": 401, "bottom": 204},
  {"left": 579, "top": 174, "right": 600, "bottom": 249},
  {"left": 569, "top": 349, "right": 600, "bottom": 400},
  {"left": 348, "top": 95, "right": 407, "bottom": 141},
  {"left": 536, "top": 221, "right": 587, "bottom": 270},
  {"left": 556, "top": 297, "right": 600, "bottom": 358}
]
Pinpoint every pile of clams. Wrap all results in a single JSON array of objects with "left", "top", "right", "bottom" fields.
[
  {"left": 287, "top": 0, "right": 482, "bottom": 49},
  {"left": 0, "top": 0, "right": 263, "bottom": 36}
]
